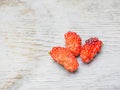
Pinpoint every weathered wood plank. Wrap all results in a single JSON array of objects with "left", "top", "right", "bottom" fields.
[{"left": 0, "top": 0, "right": 120, "bottom": 90}]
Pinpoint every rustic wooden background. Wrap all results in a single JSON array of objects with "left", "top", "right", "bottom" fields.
[{"left": 0, "top": 0, "right": 120, "bottom": 90}]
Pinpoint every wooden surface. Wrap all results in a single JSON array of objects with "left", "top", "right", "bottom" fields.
[{"left": 0, "top": 0, "right": 120, "bottom": 90}]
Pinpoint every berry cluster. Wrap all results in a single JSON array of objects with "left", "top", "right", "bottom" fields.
[{"left": 50, "top": 31, "right": 103, "bottom": 72}]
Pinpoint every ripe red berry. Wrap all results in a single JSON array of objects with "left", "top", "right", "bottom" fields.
[
  {"left": 50, "top": 46, "right": 79, "bottom": 72},
  {"left": 64, "top": 31, "right": 82, "bottom": 57},
  {"left": 80, "top": 37, "right": 103, "bottom": 63}
]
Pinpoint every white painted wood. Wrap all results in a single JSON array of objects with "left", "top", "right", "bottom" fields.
[{"left": 0, "top": 0, "right": 120, "bottom": 90}]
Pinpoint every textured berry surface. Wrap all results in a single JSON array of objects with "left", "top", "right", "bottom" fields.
[
  {"left": 80, "top": 37, "right": 102, "bottom": 63},
  {"left": 50, "top": 46, "right": 79, "bottom": 72},
  {"left": 64, "top": 31, "right": 82, "bottom": 57}
]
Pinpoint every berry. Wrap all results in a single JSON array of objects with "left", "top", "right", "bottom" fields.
[
  {"left": 80, "top": 37, "right": 103, "bottom": 63},
  {"left": 50, "top": 46, "right": 79, "bottom": 72},
  {"left": 64, "top": 31, "right": 82, "bottom": 57}
]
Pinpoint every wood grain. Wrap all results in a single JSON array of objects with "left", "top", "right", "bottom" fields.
[{"left": 0, "top": 0, "right": 120, "bottom": 90}]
